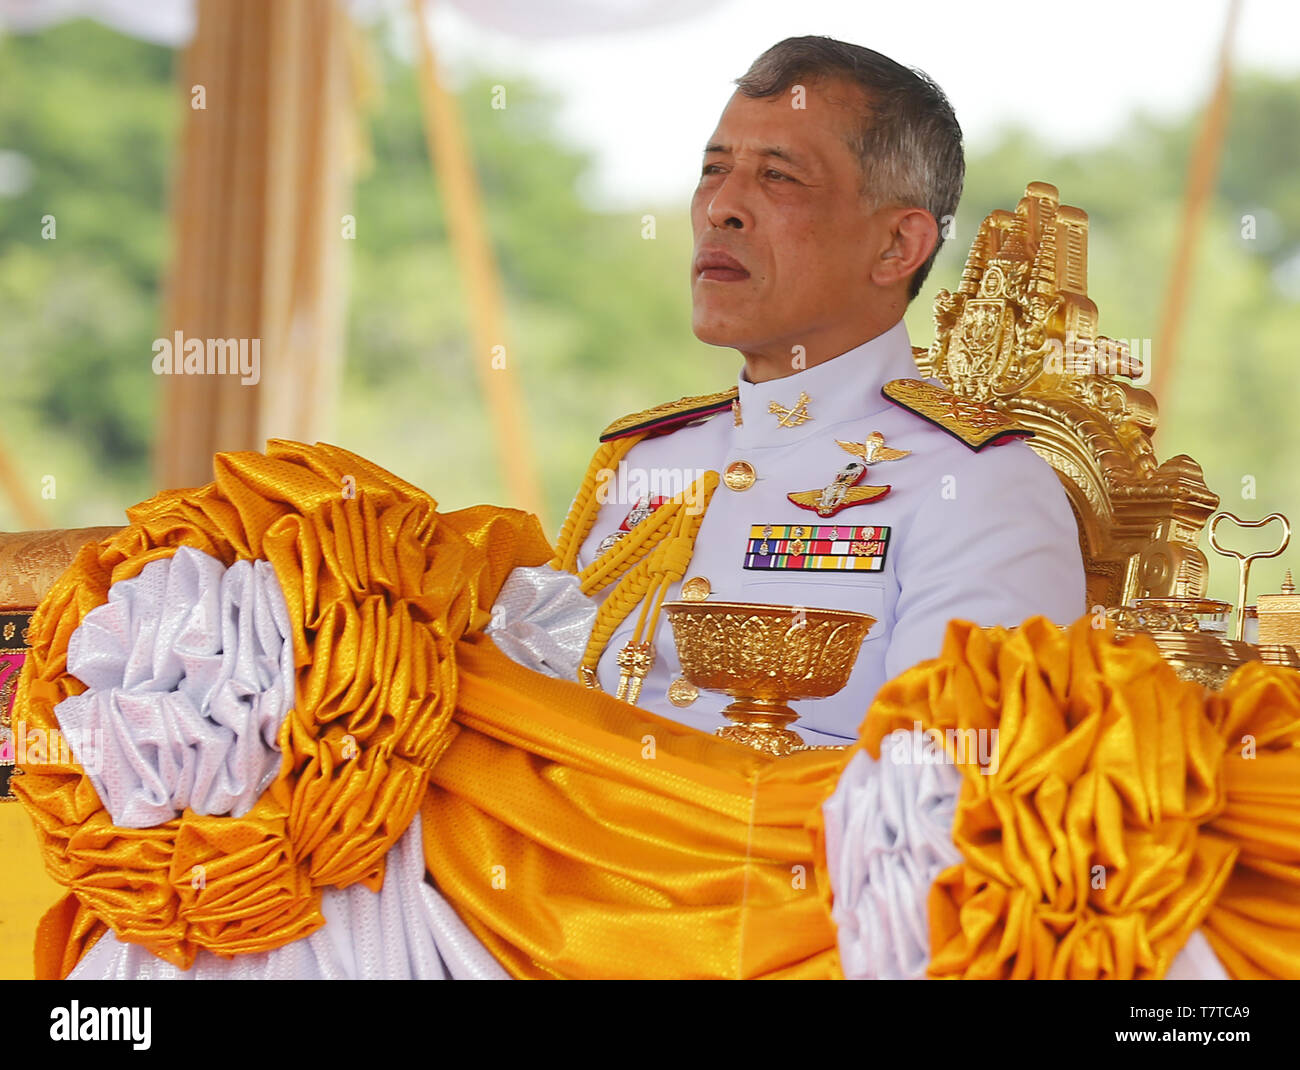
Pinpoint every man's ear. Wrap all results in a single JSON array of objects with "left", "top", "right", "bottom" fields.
[{"left": 870, "top": 206, "right": 938, "bottom": 289}]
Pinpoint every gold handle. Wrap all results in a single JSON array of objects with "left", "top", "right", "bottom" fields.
[{"left": 1207, "top": 511, "right": 1291, "bottom": 641}]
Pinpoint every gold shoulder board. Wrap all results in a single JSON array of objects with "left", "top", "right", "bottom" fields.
[
  {"left": 599, "top": 387, "right": 738, "bottom": 443},
  {"left": 881, "top": 378, "right": 1033, "bottom": 452}
]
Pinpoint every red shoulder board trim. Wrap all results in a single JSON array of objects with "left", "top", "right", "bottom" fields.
[{"left": 598, "top": 388, "right": 738, "bottom": 443}]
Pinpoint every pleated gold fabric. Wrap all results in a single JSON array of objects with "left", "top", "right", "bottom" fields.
[
  {"left": 15, "top": 440, "right": 552, "bottom": 972},
  {"left": 16, "top": 440, "right": 1300, "bottom": 979},
  {"left": 854, "top": 615, "right": 1300, "bottom": 979},
  {"left": 1201, "top": 663, "right": 1300, "bottom": 978},
  {"left": 424, "top": 636, "right": 846, "bottom": 978}
]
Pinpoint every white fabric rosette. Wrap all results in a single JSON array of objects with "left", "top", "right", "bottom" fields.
[
  {"left": 821, "top": 729, "right": 964, "bottom": 980},
  {"left": 58, "top": 545, "right": 505, "bottom": 980},
  {"left": 55, "top": 545, "right": 292, "bottom": 827}
]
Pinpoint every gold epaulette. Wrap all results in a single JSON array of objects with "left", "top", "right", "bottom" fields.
[
  {"left": 598, "top": 387, "right": 738, "bottom": 443},
  {"left": 882, "top": 378, "right": 1034, "bottom": 452}
]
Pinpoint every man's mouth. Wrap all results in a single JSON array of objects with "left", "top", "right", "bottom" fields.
[{"left": 694, "top": 248, "right": 751, "bottom": 283}]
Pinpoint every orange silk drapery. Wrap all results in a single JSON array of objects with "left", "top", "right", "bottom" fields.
[
  {"left": 425, "top": 637, "right": 844, "bottom": 978},
  {"left": 858, "top": 616, "right": 1300, "bottom": 980},
  {"left": 14, "top": 440, "right": 1300, "bottom": 979},
  {"left": 15, "top": 440, "right": 846, "bottom": 979}
]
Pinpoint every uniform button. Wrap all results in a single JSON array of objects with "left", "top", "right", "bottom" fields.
[
  {"left": 667, "top": 677, "right": 699, "bottom": 707},
  {"left": 723, "top": 460, "right": 756, "bottom": 491},
  {"left": 680, "top": 576, "right": 711, "bottom": 601}
]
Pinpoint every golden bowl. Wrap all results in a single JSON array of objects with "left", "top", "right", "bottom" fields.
[{"left": 662, "top": 600, "right": 875, "bottom": 756}]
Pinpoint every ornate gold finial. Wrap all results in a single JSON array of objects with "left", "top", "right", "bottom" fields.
[
  {"left": 916, "top": 181, "right": 1221, "bottom": 610},
  {"left": 1283, "top": 569, "right": 1296, "bottom": 595}
]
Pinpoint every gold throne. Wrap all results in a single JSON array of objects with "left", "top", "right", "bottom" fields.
[{"left": 916, "top": 181, "right": 1220, "bottom": 614}]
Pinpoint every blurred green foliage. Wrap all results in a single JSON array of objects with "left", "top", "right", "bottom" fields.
[{"left": 2, "top": 18, "right": 1298, "bottom": 606}]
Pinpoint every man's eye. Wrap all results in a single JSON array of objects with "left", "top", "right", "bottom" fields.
[
  {"left": 765, "top": 169, "right": 792, "bottom": 182},
  {"left": 701, "top": 163, "right": 723, "bottom": 176}
]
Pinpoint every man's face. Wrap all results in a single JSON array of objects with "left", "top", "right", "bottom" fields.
[{"left": 690, "top": 78, "right": 893, "bottom": 365}]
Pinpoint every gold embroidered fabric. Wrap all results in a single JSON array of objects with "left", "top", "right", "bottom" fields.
[
  {"left": 1202, "top": 663, "right": 1300, "bottom": 978},
  {"left": 425, "top": 636, "right": 845, "bottom": 978},
  {"left": 0, "top": 527, "right": 123, "bottom": 610}
]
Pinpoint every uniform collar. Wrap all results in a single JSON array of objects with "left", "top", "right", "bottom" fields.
[{"left": 731, "top": 319, "right": 918, "bottom": 449}]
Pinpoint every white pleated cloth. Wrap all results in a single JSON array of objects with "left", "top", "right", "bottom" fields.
[
  {"left": 56, "top": 545, "right": 292, "bottom": 827},
  {"left": 57, "top": 546, "right": 506, "bottom": 980},
  {"left": 822, "top": 732, "right": 964, "bottom": 979},
  {"left": 483, "top": 564, "right": 596, "bottom": 681}
]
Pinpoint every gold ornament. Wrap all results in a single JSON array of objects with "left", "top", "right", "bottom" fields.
[
  {"left": 836, "top": 431, "right": 911, "bottom": 465},
  {"left": 769, "top": 391, "right": 813, "bottom": 428},
  {"left": 667, "top": 677, "right": 699, "bottom": 707},
  {"left": 662, "top": 600, "right": 875, "bottom": 757},
  {"left": 723, "top": 460, "right": 756, "bottom": 491},
  {"left": 680, "top": 576, "right": 711, "bottom": 601}
]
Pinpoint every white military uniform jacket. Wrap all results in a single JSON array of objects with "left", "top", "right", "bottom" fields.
[{"left": 574, "top": 319, "right": 1086, "bottom": 747}]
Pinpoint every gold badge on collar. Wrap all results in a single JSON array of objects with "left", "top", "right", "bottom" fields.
[{"left": 769, "top": 391, "right": 812, "bottom": 428}]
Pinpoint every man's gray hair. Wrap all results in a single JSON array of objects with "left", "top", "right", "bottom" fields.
[{"left": 735, "top": 36, "right": 964, "bottom": 301}]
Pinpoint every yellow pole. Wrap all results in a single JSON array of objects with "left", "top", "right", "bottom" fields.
[
  {"left": 0, "top": 436, "right": 52, "bottom": 529},
  {"left": 1150, "top": 0, "right": 1242, "bottom": 406},
  {"left": 409, "top": 0, "right": 546, "bottom": 524}
]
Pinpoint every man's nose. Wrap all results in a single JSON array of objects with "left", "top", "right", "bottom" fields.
[{"left": 705, "top": 171, "right": 753, "bottom": 230}]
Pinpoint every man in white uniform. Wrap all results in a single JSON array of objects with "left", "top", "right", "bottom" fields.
[{"left": 566, "top": 36, "right": 1085, "bottom": 746}]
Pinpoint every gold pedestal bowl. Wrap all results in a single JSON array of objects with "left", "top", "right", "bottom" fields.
[{"left": 661, "top": 600, "right": 876, "bottom": 757}]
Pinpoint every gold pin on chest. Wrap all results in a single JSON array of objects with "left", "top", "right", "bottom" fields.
[{"left": 837, "top": 431, "right": 911, "bottom": 466}]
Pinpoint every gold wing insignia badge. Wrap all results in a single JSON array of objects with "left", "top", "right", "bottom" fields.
[
  {"left": 836, "top": 431, "right": 911, "bottom": 464},
  {"left": 787, "top": 484, "right": 890, "bottom": 517}
]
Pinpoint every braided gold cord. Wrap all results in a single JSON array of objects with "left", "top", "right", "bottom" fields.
[
  {"left": 550, "top": 435, "right": 645, "bottom": 573},
  {"left": 578, "top": 507, "right": 678, "bottom": 595},
  {"left": 579, "top": 521, "right": 671, "bottom": 673},
  {"left": 579, "top": 471, "right": 719, "bottom": 692}
]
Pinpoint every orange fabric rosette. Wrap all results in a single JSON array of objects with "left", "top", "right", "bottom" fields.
[
  {"left": 15, "top": 439, "right": 551, "bottom": 976},
  {"left": 854, "top": 614, "right": 1300, "bottom": 979},
  {"left": 1202, "top": 663, "right": 1300, "bottom": 978},
  {"left": 15, "top": 436, "right": 1300, "bottom": 980}
]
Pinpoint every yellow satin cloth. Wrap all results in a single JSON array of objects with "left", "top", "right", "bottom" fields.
[
  {"left": 857, "top": 616, "right": 1300, "bottom": 979},
  {"left": 14, "top": 440, "right": 1300, "bottom": 979},
  {"left": 16, "top": 440, "right": 552, "bottom": 974},
  {"left": 15, "top": 440, "right": 847, "bottom": 979},
  {"left": 425, "top": 636, "right": 844, "bottom": 978}
]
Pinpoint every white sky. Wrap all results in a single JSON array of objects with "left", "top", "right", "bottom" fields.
[{"left": 426, "top": 0, "right": 1300, "bottom": 209}]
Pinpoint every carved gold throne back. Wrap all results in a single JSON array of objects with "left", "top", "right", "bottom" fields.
[{"left": 917, "top": 182, "right": 1220, "bottom": 613}]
